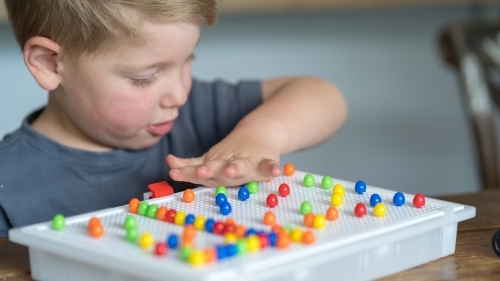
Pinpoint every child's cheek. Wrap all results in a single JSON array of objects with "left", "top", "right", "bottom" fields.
[{"left": 100, "top": 96, "right": 155, "bottom": 136}]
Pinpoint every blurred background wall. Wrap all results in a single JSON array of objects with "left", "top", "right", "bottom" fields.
[{"left": 1, "top": 3, "right": 499, "bottom": 195}]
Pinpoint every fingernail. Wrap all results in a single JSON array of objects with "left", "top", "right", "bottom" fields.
[{"left": 272, "top": 167, "right": 282, "bottom": 176}]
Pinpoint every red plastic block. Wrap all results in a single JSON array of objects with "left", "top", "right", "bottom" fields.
[{"left": 148, "top": 181, "right": 174, "bottom": 199}]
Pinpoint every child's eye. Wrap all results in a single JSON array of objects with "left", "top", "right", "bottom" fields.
[{"left": 130, "top": 76, "right": 158, "bottom": 87}]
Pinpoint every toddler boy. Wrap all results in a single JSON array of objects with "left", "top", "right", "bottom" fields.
[{"left": 0, "top": 0, "right": 347, "bottom": 237}]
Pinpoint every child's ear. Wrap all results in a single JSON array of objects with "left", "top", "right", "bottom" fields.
[{"left": 23, "top": 36, "right": 62, "bottom": 91}]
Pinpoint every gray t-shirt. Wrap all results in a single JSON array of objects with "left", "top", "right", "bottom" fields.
[{"left": 0, "top": 79, "right": 262, "bottom": 237}]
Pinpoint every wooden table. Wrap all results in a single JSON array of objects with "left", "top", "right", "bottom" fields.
[{"left": 1, "top": 190, "right": 500, "bottom": 280}]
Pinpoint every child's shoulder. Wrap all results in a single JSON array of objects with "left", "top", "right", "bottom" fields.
[
  {"left": 0, "top": 109, "right": 69, "bottom": 182},
  {"left": 0, "top": 126, "right": 36, "bottom": 171},
  {"left": 0, "top": 129, "right": 22, "bottom": 152}
]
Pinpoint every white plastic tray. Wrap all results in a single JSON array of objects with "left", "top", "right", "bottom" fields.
[{"left": 9, "top": 171, "right": 475, "bottom": 281}]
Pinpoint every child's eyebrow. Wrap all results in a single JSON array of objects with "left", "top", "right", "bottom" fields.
[
  {"left": 115, "top": 53, "right": 195, "bottom": 73},
  {"left": 116, "top": 62, "right": 166, "bottom": 72}
]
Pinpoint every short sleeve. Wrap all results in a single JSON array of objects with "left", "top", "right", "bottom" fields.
[{"left": 184, "top": 79, "right": 262, "bottom": 151}]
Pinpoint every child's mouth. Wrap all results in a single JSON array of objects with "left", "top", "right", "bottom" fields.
[{"left": 147, "top": 121, "right": 174, "bottom": 136}]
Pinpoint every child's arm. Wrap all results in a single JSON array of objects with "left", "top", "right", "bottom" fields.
[{"left": 167, "top": 76, "right": 347, "bottom": 187}]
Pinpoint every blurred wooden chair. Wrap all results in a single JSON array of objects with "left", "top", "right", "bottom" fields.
[{"left": 440, "top": 22, "right": 500, "bottom": 189}]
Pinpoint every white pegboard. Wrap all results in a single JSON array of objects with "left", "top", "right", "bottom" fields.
[{"left": 9, "top": 171, "right": 475, "bottom": 281}]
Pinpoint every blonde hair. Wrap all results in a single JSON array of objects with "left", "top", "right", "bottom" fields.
[{"left": 5, "top": 0, "right": 218, "bottom": 58}]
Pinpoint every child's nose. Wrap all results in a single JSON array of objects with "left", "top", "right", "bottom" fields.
[{"left": 160, "top": 84, "right": 187, "bottom": 108}]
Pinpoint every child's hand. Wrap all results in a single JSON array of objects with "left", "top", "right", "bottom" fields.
[
  {"left": 166, "top": 133, "right": 282, "bottom": 187},
  {"left": 167, "top": 76, "right": 347, "bottom": 187}
]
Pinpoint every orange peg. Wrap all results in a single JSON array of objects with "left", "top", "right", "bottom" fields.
[
  {"left": 128, "top": 198, "right": 140, "bottom": 213},
  {"left": 183, "top": 225, "right": 197, "bottom": 241},
  {"left": 283, "top": 163, "right": 295, "bottom": 177},
  {"left": 183, "top": 189, "right": 195, "bottom": 203},
  {"left": 204, "top": 248, "right": 217, "bottom": 263},
  {"left": 225, "top": 218, "right": 236, "bottom": 226},
  {"left": 263, "top": 211, "right": 276, "bottom": 226},
  {"left": 302, "top": 230, "right": 315, "bottom": 244},
  {"left": 279, "top": 228, "right": 289, "bottom": 238},
  {"left": 182, "top": 239, "right": 194, "bottom": 247},
  {"left": 235, "top": 225, "right": 246, "bottom": 238},
  {"left": 88, "top": 217, "right": 101, "bottom": 230},
  {"left": 277, "top": 233, "right": 291, "bottom": 249},
  {"left": 156, "top": 206, "right": 168, "bottom": 221},
  {"left": 326, "top": 206, "right": 339, "bottom": 221},
  {"left": 271, "top": 224, "right": 283, "bottom": 233},
  {"left": 89, "top": 224, "right": 104, "bottom": 238},
  {"left": 303, "top": 213, "right": 314, "bottom": 228}
]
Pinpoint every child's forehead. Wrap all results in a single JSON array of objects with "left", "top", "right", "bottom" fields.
[{"left": 81, "top": 20, "right": 200, "bottom": 68}]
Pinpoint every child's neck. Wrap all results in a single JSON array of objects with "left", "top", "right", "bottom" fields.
[{"left": 31, "top": 100, "right": 114, "bottom": 152}]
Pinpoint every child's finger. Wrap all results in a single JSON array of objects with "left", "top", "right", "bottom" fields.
[
  {"left": 170, "top": 167, "right": 221, "bottom": 186},
  {"left": 224, "top": 158, "right": 250, "bottom": 178},
  {"left": 258, "top": 158, "right": 282, "bottom": 178},
  {"left": 196, "top": 159, "right": 227, "bottom": 179},
  {"left": 169, "top": 165, "right": 200, "bottom": 182},
  {"left": 269, "top": 161, "right": 282, "bottom": 177},
  {"left": 171, "top": 171, "right": 241, "bottom": 188},
  {"left": 166, "top": 154, "right": 203, "bottom": 169}
]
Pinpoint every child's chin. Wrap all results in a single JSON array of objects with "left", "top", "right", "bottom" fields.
[{"left": 116, "top": 137, "right": 162, "bottom": 151}]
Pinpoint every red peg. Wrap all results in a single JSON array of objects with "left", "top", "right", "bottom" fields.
[
  {"left": 165, "top": 209, "right": 176, "bottom": 223},
  {"left": 355, "top": 203, "right": 367, "bottom": 217},
  {"left": 155, "top": 243, "right": 168, "bottom": 256},
  {"left": 213, "top": 221, "right": 225, "bottom": 235},
  {"left": 413, "top": 193, "right": 425, "bottom": 208},
  {"left": 266, "top": 193, "right": 279, "bottom": 208},
  {"left": 278, "top": 183, "right": 290, "bottom": 197},
  {"left": 258, "top": 233, "right": 270, "bottom": 249},
  {"left": 224, "top": 223, "right": 236, "bottom": 234}
]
